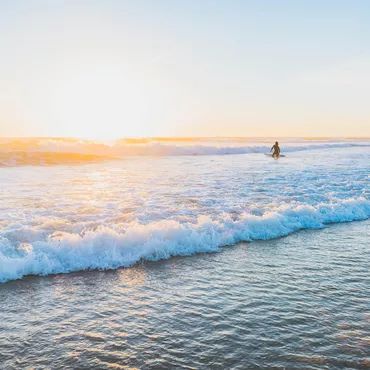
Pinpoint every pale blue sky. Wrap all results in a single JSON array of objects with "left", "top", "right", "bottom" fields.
[{"left": 0, "top": 0, "right": 369, "bottom": 138}]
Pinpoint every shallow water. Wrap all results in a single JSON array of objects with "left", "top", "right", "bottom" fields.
[
  {"left": 1, "top": 141, "right": 370, "bottom": 282},
  {"left": 1, "top": 220, "right": 369, "bottom": 369}
]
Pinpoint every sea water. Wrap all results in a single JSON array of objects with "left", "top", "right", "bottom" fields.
[
  {"left": 0, "top": 138, "right": 369, "bottom": 283},
  {"left": 0, "top": 138, "right": 370, "bottom": 368}
]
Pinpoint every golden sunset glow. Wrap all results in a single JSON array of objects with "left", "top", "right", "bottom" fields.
[
  {"left": 1, "top": 1, "right": 369, "bottom": 138},
  {"left": 14, "top": 57, "right": 182, "bottom": 139},
  {"left": 49, "top": 62, "right": 151, "bottom": 139}
]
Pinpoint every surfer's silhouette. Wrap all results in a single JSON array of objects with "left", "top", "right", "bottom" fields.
[{"left": 270, "top": 141, "right": 280, "bottom": 158}]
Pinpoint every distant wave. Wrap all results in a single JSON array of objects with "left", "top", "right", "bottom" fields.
[
  {"left": 103, "top": 142, "right": 370, "bottom": 156},
  {"left": 1, "top": 197, "right": 369, "bottom": 283},
  {"left": 0, "top": 151, "right": 118, "bottom": 167},
  {"left": 1, "top": 141, "right": 370, "bottom": 166}
]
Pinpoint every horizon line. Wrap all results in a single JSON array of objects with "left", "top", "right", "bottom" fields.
[{"left": 1, "top": 136, "right": 370, "bottom": 140}]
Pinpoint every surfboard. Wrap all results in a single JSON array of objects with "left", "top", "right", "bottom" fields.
[{"left": 264, "top": 154, "right": 286, "bottom": 158}]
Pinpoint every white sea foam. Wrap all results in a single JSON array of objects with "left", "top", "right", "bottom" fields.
[
  {"left": 1, "top": 197, "right": 369, "bottom": 283},
  {"left": 1, "top": 139, "right": 369, "bottom": 283}
]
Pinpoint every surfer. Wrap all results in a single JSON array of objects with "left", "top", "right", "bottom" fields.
[{"left": 270, "top": 141, "right": 280, "bottom": 158}]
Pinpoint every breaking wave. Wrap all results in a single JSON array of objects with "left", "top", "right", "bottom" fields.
[{"left": 1, "top": 197, "right": 369, "bottom": 283}]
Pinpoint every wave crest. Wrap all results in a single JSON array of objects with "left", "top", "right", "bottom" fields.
[{"left": 1, "top": 197, "right": 369, "bottom": 283}]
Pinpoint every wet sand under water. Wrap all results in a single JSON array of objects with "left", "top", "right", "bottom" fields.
[{"left": 1, "top": 220, "right": 370, "bottom": 369}]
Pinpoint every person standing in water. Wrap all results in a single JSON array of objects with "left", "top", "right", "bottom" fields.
[{"left": 270, "top": 141, "right": 280, "bottom": 158}]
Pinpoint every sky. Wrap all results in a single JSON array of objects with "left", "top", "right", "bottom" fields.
[{"left": 0, "top": 0, "right": 369, "bottom": 139}]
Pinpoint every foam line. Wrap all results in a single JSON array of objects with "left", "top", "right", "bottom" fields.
[{"left": 1, "top": 197, "right": 369, "bottom": 283}]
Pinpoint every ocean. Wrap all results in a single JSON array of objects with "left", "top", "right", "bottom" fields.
[{"left": 0, "top": 137, "right": 369, "bottom": 368}]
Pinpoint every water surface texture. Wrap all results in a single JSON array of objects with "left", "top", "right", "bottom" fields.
[
  {"left": 1, "top": 138, "right": 370, "bottom": 368},
  {"left": 1, "top": 139, "right": 369, "bottom": 282},
  {"left": 1, "top": 220, "right": 369, "bottom": 369}
]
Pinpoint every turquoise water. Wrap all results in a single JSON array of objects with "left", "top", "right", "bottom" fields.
[{"left": 1, "top": 219, "right": 369, "bottom": 369}]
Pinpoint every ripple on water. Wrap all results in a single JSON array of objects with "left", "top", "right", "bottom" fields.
[{"left": 0, "top": 220, "right": 369, "bottom": 369}]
